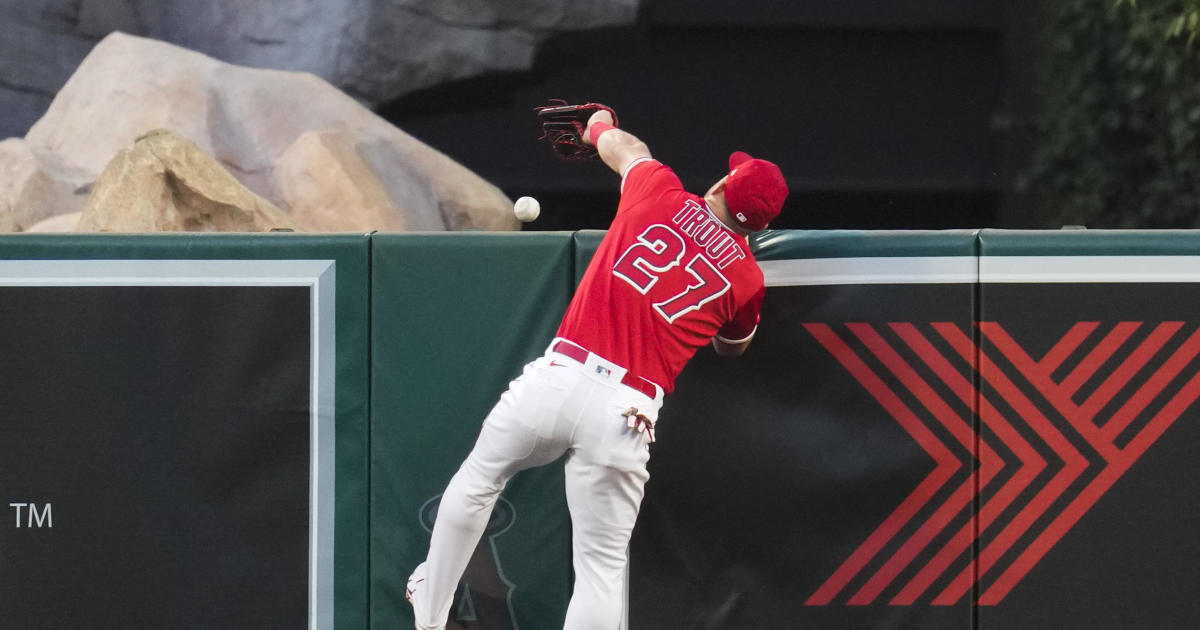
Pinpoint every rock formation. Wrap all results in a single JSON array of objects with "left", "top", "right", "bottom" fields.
[
  {"left": 0, "top": 138, "right": 92, "bottom": 231},
  {"left": 4, "top": 32, "right": 522, "bottom": 232},
  {"left": 78, "top": 129, "right": 298, "bottom": 232},
  {"left": 26, "top": 211, "right": 83, "bottom": 233},
  {"left": 0, "top": 0, "right": 643, "bottom": 139}
]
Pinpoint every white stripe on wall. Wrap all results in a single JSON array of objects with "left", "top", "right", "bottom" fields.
[
  {"left": 759, "top": 257, "right": 978, "bottom": 286},
  {"left": 760, "top": 255, "right": 1200, "bottom": 286}
]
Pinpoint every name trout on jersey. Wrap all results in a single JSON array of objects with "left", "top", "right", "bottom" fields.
[{"left": 612, "top": 200, "right": 742, "bottom": 324}]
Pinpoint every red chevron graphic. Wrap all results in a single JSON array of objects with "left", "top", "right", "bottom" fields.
[
  {"left": 890, "top": 323, "right": 1045, "bottom": 605},
  {"left": 802, "top": 323, "right": 962, "bottom": 606},
  {"left": 804, "top": 321, "right": 1200, "bottom": 606},
  {"left": 932, "top": 323, "right": 1090, "bottom": 606},
  {"left": 844, "top": 323, "right": 998, "bottom": 606},
  {"left": 976, "top": 322, "right": 1200, "bottom": 604}
]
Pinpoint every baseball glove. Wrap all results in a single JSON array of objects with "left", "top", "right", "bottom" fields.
[{"left": 534, "top": 99, "right": 618, "bottom": 161}]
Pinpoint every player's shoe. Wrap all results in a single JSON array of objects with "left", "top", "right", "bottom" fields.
[
  {"left": 406, "top": 561, "right": 426, "bottom": 604},
  {"left": 406, "top": 574, "right": 422, "bottom": 604},
  {"left": 407, "top": 562, "right": 443, "bottom": 630}
]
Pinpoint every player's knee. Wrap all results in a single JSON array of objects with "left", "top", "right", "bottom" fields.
[
  {"left": 465, "top": 482, "right": 503, "bottom": 511},
  {"left": 445, "top": 466, "right": 506, "bottom": 513},
  {"left": 459, "top": 456, "right": 511, "bottom": 492}
]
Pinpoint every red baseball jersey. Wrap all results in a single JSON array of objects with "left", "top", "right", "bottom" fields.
[{"left": 557, "top": 158, "right": 766, "bottom": 394}]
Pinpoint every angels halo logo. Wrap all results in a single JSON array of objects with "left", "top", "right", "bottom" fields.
[{"left": 419, "top": 494, "right": 520, "bottom": 629}]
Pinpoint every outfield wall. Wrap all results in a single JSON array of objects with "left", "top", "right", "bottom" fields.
[{"left": 1, "top": 230, "right": 1197, "bottom": 630}]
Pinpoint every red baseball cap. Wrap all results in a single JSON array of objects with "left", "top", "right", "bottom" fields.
[{"left": 724, "top": 151, "right": 789, "bottom": 232}]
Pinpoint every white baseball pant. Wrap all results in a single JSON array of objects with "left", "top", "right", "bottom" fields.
[{"left": 409, "top": 338, "right": 662, "bottom": 630}]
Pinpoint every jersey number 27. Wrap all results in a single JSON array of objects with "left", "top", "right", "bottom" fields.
[{"left": 612, "top": 224, "right": 731, "bottom": 323}]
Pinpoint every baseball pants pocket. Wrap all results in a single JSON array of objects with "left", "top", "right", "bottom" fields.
[
  {"left": 474, "top": 396, "right": 574, "bottom": 477},
  {"left": 587, "top": 390, "right": 657, "bottom": 472},
  {"left": 598, "top": 414, "right": 652, "bottom": 472},
  {"left": 478, "top": 412, "right": 540, "bottom": 462},
  {"left": 503, "top": 356, "right": 576, "bottom": 440}
]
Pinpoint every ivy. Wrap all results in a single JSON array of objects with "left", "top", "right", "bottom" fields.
[
  {"left": 1117, "top": 0, "right": 1200, "bottom": 44},
  {"left": 1016, "top": 0, "right": 1200, "bottom": 227}
]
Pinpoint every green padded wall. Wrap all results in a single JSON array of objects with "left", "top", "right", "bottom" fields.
[{"left": 370, "top": 232, "right": 576, "bottom": 630}]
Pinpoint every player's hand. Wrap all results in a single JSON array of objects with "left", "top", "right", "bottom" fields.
[
  {"left": 583, "top": 108, "right": 616, "bottom": 145},
  {"left": 587, "top": 108, "right": 615, "bottom": 128}
]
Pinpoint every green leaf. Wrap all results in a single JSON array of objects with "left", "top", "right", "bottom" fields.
[
  {"left": 1168, "top": 14, "right": 1186, "bottom": 37},
  {"left": 1016, "top": 0, "right": 1200, "bottom": 228}
]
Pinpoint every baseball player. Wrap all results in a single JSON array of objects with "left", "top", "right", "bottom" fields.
[{"left": 406, "top": 104, "right": 789, "bottom": 630}]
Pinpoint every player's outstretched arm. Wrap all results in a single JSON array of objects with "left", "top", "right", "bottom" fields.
[{"left": 583, "top": 109, "right": 652, "bottom": 176}]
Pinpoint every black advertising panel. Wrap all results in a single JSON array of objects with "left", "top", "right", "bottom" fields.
[
  {"left": 0, "top": 254, "right": 344, "bottom": 630},
  {"left": 975, "top": 231, "right": 1200, "bottom": 630}
]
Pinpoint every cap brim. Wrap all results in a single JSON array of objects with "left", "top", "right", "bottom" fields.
[{"left": 729, "top": 151, "right": 753, "bottom": 170}]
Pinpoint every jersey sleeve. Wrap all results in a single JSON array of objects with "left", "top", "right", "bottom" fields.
[
  {"left": 617, "top": 159, "right": 684, "bottom": 215},
  {"left": 715, "top": 285, "right": 765, "bottom": 344}
]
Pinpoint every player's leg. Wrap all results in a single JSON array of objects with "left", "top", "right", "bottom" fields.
[
  {"left": 411, "top": 358, "right": 577, "bottom": 629},
  {"left": 412, "top": 424, "right": 547, "bottom": 627},
  {"left": 560, "top": 398, "right": 653, "bottom": 630}
]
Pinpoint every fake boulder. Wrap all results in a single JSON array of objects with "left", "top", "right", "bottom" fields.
[
  {"left": 78, "top": 129, "right": 298, "bottom": 232},
  {"left": 9, "top": 32, "right": 519, "bottom": 232}
]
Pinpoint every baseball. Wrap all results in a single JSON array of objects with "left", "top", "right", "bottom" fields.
[{"left": 514, "top": 196, "right": 541, "bottom": 222}]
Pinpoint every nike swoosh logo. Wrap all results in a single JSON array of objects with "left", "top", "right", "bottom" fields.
[{"left": 550, "top": 361, "right": 566, "bottom": 367}]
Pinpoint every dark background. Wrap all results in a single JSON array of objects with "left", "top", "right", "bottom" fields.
[{"left": 381, "top": 0, "right": 1035, "bottom": 232}]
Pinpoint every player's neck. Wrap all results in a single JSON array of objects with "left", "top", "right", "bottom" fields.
[{"left": 705, "top": 193, "right": 752, "bottom": 238}]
